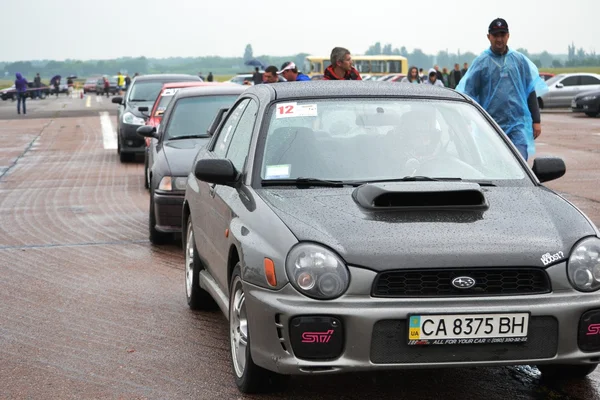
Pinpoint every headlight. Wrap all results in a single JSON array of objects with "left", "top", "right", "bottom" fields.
[
  {"left": 568, "top": 237, "right": 600, "bottom": 292},
  {"left": 158, "top": 176, "right": 187, "bottom": 191},
  {"left": 123, "top": 112, "right": 145, "bottom": 125},
  {"left": 581, "top": 95, "right": 598, "bottom": 101},
  {"left": 285, "top": 243, "right": 350, "bottom": 300}
]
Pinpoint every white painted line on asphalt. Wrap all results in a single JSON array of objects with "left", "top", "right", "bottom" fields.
[
  {"left": 95, "top": 96, "right": 100, "bottom": 103},
  {"left": 100, "top": 112, "right": 117, "bottom": 149},
  {"left": 86, "top": 95, "right": 91, "bottom": 108}
]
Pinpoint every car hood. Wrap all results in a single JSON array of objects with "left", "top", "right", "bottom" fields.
[
  {"left": 256, "top": 184, "right": 596, "bottom": 271},
  {"left": 574, "top": 88, "right": 600, "bottom": 100},
  {"left": 162, "top": 138, "right": 211, "bottom": 176}
]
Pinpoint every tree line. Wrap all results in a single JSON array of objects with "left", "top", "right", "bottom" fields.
[{"left": 1, "top": 42, "right": 598, "bottom": 81}]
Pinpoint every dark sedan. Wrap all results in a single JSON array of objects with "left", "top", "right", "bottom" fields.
[
  {"left": 137, "top": 85, "right": 246, "bottom": 244},
  {"left": 571, "top": 89, "right": 600, "bottom": 117},
  {"left": 112, "top": 74, "right": 201, "bottom": 162},
  {"left": 182, "top": 81, "right": 600, "bottom": 394}
]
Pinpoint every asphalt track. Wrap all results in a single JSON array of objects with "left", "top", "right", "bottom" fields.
[{"left": 0, "top": 94, "right": 599, "bottom": 399}]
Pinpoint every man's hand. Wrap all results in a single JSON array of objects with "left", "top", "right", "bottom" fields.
[{"left": 533, "top": 123, "right": 542, "bottom": 139}]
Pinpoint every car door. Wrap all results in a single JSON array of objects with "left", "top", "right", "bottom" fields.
[
  {"left": 207, "top": 99, "right": 259, "bottom": 292},
  {"left": 549, "top": 75, "right": 580, "bottom": 107},
  {"left": 190, "top": 99, "right": 249, "bottom": 280}
]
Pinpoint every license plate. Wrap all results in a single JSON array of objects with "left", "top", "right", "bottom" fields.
[{"left": 407, "top": 313, "right": 529, "bottom": 345}]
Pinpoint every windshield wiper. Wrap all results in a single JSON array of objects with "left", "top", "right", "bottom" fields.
[
  {"left": 352, "top": 177, "right": 496, "bottom": 186},
  {"left": 261, "top": 177, "right": 358, "bottom": 188},
  {"left": 129, "top": 99, "right": 147, "bottom": 102},
  {"left": 169, "top": 135, "right": 209, "bottom": 140}
]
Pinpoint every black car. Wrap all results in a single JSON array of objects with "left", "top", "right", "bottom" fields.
[
  {"left": 112, "top": 74, "right": 201, "bottom": 162},
  {"left": 95, "top": 76, "right": 118, "bottom": 96},
  {"left": 136, "top": 85, "right": 246, "bottom": 244},
  {"left": 182, "top": 81, "right": 600, "bottom": 394},
  {"left": 1, "top": 82, "right": 51, "bottom": 100},
  {"left": 571, "top": 88, "right": 600, "bottom": 117}
]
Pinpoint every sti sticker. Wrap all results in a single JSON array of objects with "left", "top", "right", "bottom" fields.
[
  {"left": 162, "top": 88, "right": 180, "bottom": 96},
  {"left": 276, "top": 103, "right": 318, "bottom": 119},
  {"left": 265, "top": 164, "right": 291, "bottom": 179}
]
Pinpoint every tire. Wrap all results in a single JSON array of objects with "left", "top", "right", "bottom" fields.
[
  {"left": 585, "top": 112, "right": 598, "bottom": 117},
  {"left": 149, "top": 193, "right": 171, "bottom": 245},
  {"left": 229, "top": 265, "right": 288, "bottom": 393},
  {"left": 537, "top": 363, "right": 598, "bottom": 380},
  {"left": 119, "top": 151, "right": 133, "bottom": 162},
  {"left": 184, "top": 218, "right": 215, "bottom": 310},
  {"left": 144, "top": 152, "right": 150, "bottom": 189},
  {"left": 40, "top": 92, "right": 47, "bottom": 100}
]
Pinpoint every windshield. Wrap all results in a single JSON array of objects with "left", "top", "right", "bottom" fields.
[
  {"left": 165, "top": 95, "right": 239, "bottom": 140},
  {"left": 260, "top": 99, "right": 527, "bottom": 183},
  {"left": 128, "top": 81, "right": 173, "bottom": 102}
]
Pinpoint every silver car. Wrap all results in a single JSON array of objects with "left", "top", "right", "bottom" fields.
[
  {"left": 183, "top": 81, "right": 600, "bottom": 394},
  {"left": 538, "top": 72, "right": 600, "bottom": 108}
]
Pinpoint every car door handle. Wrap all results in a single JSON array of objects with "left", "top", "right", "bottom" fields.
[{"left": 209, "top": 184, "right": 217, "bottom": 198}]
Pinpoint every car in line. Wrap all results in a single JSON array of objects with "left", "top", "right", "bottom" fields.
[
  {"left": 538, "top": 72, "right": 600, "bottom": 109},
  {"left": 112, "top": 74, "right": 201, "bottom": 162},
  {"left": 137, "top": 85, "right": 246, "bottom": 244},
  {"left": 571, "top": 88, "right": 600, "bottom": 117},
  {"left": 182, "top": 81, "right": 600, "bottom": 393},
  {"left": 140, "top": 81, "right": 224, "bottom": 189},
  {"left": 83, "top": 77, "right": 101, "bottom": 93}
]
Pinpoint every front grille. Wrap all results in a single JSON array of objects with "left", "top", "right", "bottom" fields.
[
  {"left": 371, "top": 316, "right": 558, "bottom": 363},
  {"left": 372, "top": 268, "right": 551, "bottom": 297}
]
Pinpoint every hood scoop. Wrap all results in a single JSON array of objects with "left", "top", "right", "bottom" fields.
[{"left": 352, "top": 182, "right": 488, "bottom": 211}]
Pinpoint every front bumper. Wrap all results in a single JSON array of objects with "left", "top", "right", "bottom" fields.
[
  {"left": 571, "top": 98, "right": 600, "bottom": 113},
  {"left": 153, "top": 191, "right": 184, "bottom": 232},
  {"left": 243, "top": 264, "right": 600, "bottom": 375},
  {"left": 119, "top": 122, "right": 146, "bottom": 153}
]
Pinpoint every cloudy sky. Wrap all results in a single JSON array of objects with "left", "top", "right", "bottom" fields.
[{"left": 1, "top": 0, "right": 598, "bottom": 61}]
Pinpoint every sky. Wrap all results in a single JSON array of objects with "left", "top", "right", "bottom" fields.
[{"left": 1, "top": 0, "right": 599, "bottom": 62}]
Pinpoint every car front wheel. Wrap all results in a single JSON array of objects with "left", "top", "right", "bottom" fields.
[
  {"left": 229, "top": 264, "right": 287, "bottom": 393},
  {"left": 537, "top": 363, "right": 598, "bottom": 380},
  {"left": 184, "top": 218, "right": 214, "bottom": 310}
]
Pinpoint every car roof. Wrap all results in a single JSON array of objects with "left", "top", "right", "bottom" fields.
[
  {"left": 173, "top": 85, "right": 248, "bottom": 99},
  {"left": 133, "top": 74, "right": 201, "bottom": 82},
  {"left": 242, "top": 80, "right": 469, "bottom": 103},
  {"left": 160, "top": 82, "right": 227, "bottom": 90}
]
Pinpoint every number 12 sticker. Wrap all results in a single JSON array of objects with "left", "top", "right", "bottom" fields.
[{"left": 276, "top": 102, "right": 318, "bottom": 118}]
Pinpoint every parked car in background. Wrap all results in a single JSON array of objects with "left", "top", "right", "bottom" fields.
[
  {"left": 1, "top": 82, "right": 51, "bottom": 100},
  {"left": 538, "top": 73, "right": 600, "bottom": 109},
  {"left": 95, "top": 76, "right": 118, "bottom": 96},
  {"left": 539, "top": 72, "right": 555, "bottom": 81},
  {"left": 141, "top": 81, "right": 234, "bottom": 189},
  {"left": 136, "top": 85, "right": 245, "bottom": 244},
  {"left": 571, "top": 88, "right": 600, "bottom": 117},
  {"left": 111, "top": 74, "right": 201, "bottom": 162},
  {"left": 83, "top": 77, "right": 101, "bottom": 93},
  {"left": 182, "top": 81, "right": 600, "bottom": 394}
]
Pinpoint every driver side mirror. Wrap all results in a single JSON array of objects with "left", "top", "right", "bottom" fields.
[
  {"left": 136, "top": 125, "right": 159, "bottom": 139},
  {"left": 194, "top": 158, "right": 240, "bottom": 187},
  {"left": 112, "top": 96, "right": 123, "bottom": 104},
  {"left": 138, "top": 106, "right": 150, "bottom": 118},
  {"left": 532, "top": 156, "right": 566, "bottom": 183}
]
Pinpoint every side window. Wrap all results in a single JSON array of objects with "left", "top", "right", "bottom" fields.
[
  {"left": 226, "top": 100, "right": 259, "bottom": 171},
  {"left": 561, "top": 76, "right": 579, "bottom": 86},
  {"left": 580, "top": 76, "right": 600, "bottom": 85},
  {"left": 212, "top": 99, "right": 249, "bottom": 158}
]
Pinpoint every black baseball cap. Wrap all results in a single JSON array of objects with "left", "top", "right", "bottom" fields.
[{"left": 489, "top": 18, "right": 509, "bottom": 34}]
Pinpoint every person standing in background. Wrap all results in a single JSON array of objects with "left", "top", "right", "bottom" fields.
[{"left": 15, "top": 73, "right": 28, "bottom": 115}]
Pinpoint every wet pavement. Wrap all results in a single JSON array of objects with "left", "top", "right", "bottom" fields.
[{"left": 0, "top": 97, "right": 599, "bottom": 399}]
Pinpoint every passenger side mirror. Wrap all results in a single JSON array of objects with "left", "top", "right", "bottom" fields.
[
  {"left": 112, "top": 96, "right": 123, "bottom": 104},
  {"left": 194, "top": 158, "right": 240, "bottom": 187},
  {"left": 136, "top": 125, "right": 159, "bottom": 139},
  {"left": 207, "top": 107, "right": 230, "bottom": 136},
  {"left": 555, "top": 83, "right": 564, "bottom": 89},
  {"left": 532, "top": 156, "right": 566, "bottom": 183}
]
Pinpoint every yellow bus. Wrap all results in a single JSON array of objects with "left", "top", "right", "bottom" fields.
[{"left": 304, "top": 55, "right": 408, "bottom": 78}]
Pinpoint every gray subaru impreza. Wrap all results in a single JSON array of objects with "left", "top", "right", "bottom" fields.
[{"left": 182, "top": 81, "right": 600, "bottom": 394}]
